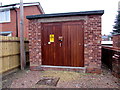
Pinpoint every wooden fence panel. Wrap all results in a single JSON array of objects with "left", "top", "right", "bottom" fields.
[
  {"left": 0, "top": 36, "right": 29, "bottom": 73},
  {"left": 102, "top": 46, "right": 120, "bottom": 78}
]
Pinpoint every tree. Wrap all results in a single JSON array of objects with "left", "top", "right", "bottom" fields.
[{"left": 112, "top": 11, "right": 120, "bottom": 34}]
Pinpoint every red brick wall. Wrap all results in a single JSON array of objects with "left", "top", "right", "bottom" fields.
[
  {"left": 28, "top": 15, "right": 102, "bottom": 73},
  {"left": 0, "top": 5, "right": 42, "bottom": 38},
  {"left": 113, "top": 34, "right": 120, "bottom": 48},
  {"left": 112, "top": 34, "right": 120, "bottom": 78},
  {"left": 112, "top": 51, "right": 120, "bottom": 78},
  {"left": 28, "top": 20, "right": 42, "bottom": 67},
  {"left": 84, "top": 15, "right": 102, "bottom": 73}
]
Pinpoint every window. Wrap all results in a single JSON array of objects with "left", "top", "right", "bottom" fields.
[
  {"left": 0, "top": 31, "right": 12, "bottom": 36},
  {"left": 0, "top": 10, "right": 10, "bottom": 23}
]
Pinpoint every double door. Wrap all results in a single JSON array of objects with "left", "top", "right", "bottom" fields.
[{"left": 41, "top": 21, "right": 84, "bottom": 67}]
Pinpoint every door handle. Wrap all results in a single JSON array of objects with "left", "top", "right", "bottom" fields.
[
  {"left": 79, "top": 43, "right": 81, "bottom": 46},
  {"left": 60, "top": 43, "right": 62, "bottom": 47}
]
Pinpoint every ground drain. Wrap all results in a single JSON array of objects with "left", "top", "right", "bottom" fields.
[{"left": 36, "top": 77, "right": 60, "bottom": 86}]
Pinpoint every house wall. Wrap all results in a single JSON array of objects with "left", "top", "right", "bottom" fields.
[
  {"left": 28, "top": 15, "right": 102, "bottom": 74},
  {"left": 113, "top": 34, "right": 120, "bottom": 48},
  {"left": 0, "top": 5, "right": 42, "bottom": 38}
]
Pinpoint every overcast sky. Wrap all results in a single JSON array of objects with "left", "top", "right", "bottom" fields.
[{"left": 0, "top": 0, "right": 119, "bottom": 35}]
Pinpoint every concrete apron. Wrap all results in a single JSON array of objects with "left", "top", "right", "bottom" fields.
[{"left": 40, "top": 65, "right": 86, "bottom": 73}]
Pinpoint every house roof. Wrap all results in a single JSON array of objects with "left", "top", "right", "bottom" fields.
[
  {"left": 102, "top": 35, "right": 108, "bottom": 39},
  {"left": 26, "top": 10, "right": 104, "bottom": 20},
  {"left": 0, "top": 2, "right": 44, "bottom": 14},
  {"left": 0, "top": 31, "right": 12, "bottom": 34}
]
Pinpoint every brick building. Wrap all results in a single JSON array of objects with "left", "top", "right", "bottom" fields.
[
  {"left": 113, "top": 34, "right": 120, "bottom": 48},
  {"left": 112, "top": 34, "right": 120, "bottom": 78},
  {"left": 0, "top": 2, "right": 44, "bottom": 38},
  {"left": 27, "top": 10, "right": 104, "bottom": 73},
  {"left": 102, "top": 34, "right": 112, "bottom": 41}
]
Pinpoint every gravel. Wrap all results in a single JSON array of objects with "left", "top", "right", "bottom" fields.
[{"left": 2, "top": 65, "right": 120, "bottom": 88}]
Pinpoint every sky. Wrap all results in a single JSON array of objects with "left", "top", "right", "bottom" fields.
[{"left": 0, "top": 0, "right": 119, "bottom": 35}]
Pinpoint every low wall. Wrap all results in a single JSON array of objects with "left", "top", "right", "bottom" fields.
[{"left": 0, "top": 36, "right": 29, "bottom": 74}]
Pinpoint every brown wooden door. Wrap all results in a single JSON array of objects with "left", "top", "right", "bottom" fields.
[
  {"left": 41, "top": 23, "right": 63, "bottom": 66},
  {"left": 62, "top": 21, "right": 84, "bottom": 67},
  {"left": 41, "top": 21, "right": 84, "bottom": 67}
]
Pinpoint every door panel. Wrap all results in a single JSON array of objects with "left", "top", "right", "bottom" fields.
[
  {"left": 62, "top": 21, "right": 84, "bottom": 67},
  {"left": 41, "top": 21, "right": 84, "bottom": 67},
  {"left": 41, "top": 23, "right": 62, "bottom": 66}
]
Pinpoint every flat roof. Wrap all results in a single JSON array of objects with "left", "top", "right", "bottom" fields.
[
  {"left": 26, "top": 10, "right": 104, "bottom": 20},
  {"left": 113, "top": 33, "right": 120, "bottom": 36}
]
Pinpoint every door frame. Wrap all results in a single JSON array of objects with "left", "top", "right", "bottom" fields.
[{"left": 41, "top": 20, "right": 84, "bottom": 67}]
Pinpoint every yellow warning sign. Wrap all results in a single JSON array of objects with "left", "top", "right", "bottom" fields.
[{"left": 50, "top": 34, "right": 54, "bottom": 42}]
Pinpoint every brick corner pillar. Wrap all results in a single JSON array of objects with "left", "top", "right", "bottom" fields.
[
  {"left": 28, "top": 19, "right": 42, "bottom": 71},
  {"left": 84, "top": 15, "right": 102, "bottom": 74},
  {"left": 113, "top": 34, "right": 120, "bottom": 48}
]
